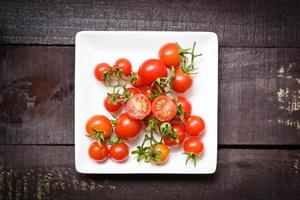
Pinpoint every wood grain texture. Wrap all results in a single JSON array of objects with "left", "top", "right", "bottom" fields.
[
  {"left": 219, "top": 48, "right": 300, "bottom": 144},
  {"left": 0, "top": 46, "right": 299, "bottom": 144},
  {"left": 0, "top": 46, "right": 74, "bottom": 144},
  {"left": 0, "top": 146, "right": 299, "bottom": 200},
  {"left": 1, "top": 0, "right": 300, "bottom": 47}
]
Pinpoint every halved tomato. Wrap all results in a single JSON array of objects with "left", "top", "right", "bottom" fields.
[
  {"left": 125, "top": 94, "right": 151, "bottom": 120},
  {"left": 152, "top": 96, "right": 177, "bottom": 122}
]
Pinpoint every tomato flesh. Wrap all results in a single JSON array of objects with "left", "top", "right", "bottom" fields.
[
  {"left": 125, "top": 94, "right": 151, "bottom": 120},
  {"left": 152, "top": 96, "right": 177, "bottom": 122}
]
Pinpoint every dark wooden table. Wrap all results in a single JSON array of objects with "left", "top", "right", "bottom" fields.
[{"left": 1, "top": 0, "right": 300, "bottom": 199}]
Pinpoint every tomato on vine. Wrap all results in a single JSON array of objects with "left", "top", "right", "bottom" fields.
[
  {"left": 172, "top": 69, "right": 193, "bottom": 93},
  {"left": 138, "top": 59, "right": 167, "bottom": 85},
  {"left": 183, "top": 137, "right": 204, "bottom": 166},
  {"left": 88, "top": 142, "right": 109, "bottom": 162},
  {"left": 171, "top": 42, "right": 201, "bottom": 93},
  {"left": 152, "top": 144, "right": 169, "bottom": 164},
  {"left": 174, "top": 96, "right": 192, "bottom": 121},
  {"left": 140, "top": 86, "right": 154, "bottom": 100},
  {"left": 186, "top": 115, "right": 205, "bottom": 136},
  {"left": 103, "top": 94, "right": 123, "bottom": 112},
  {"left": 131, "top": 72, "right": 144, "bottom": 88},
  {"left": 109, "top": 142, "right": 129, "bottom": 162},
  {"left": 115, "top": 113, "right": 142, "bottom": 140},
  {"left": 94, "top": 63, "right": 111, "bottom": 82},
  {"left": 85, "top": 115, "right": 112, "bottom": 141},
  {"left": 159, "top": 42, "right": 180, "bottom": 68},
  {"left": 113, "top": 58, "right": 132, "bottom": 76},
  {"left": 162, "top": 124, "right": 185, "bottom": 147},
  {"left": 125, "top": 87, "right": 139, "bottom": 96}
]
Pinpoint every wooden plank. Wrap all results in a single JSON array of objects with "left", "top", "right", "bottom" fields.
[
  {"left": 219, "top": 48, "right": 300, "bottom": 144},
  {"left": 0, "top": 46, "right": 74, "bottom": 144},
  {"left": 0, "top": 46, "right": 299, "bottom": 145},
  {"left": 0, "top": 0, "right": 300, "bottom": 47},
  {"left": 0, "top": 146, "right": 299, "bottom": 200}
]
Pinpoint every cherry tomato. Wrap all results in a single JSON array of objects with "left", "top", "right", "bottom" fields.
[
  {"left": 86, "top": 115, "right": 112, "bottom": 138},
  {"left": 125, "top": 94, "right": 151, "bottom": 120},
  {"left": 174, "top": 96, "right": 192, "bottom": 120},
  {"left": 125, "top": 87, "right": 139, "bottom": 96},
  {"left": 113, "top": 58, "right": 132, "bottom": 76},
  {"left": 172, "top": 69, "right": 193, "bottom": 93},
  {"left": 125, "top": 87, "right": 140, "bottom": 98},
  {"left": 115, "top": 113, "right": 142, "bottom": 140},
  {"left": 159, "top": 43, "right": 180, "bottom": 68},
  {"left": 132, "top": 72, "right": 144, "bottom": 88},
  {"left": 88, "top": 142, "right": 109, "bottom": 162},
  {"left": 153, "top": 144, "right": 169, "bottom": 164},
  {"left": 103, "top": 95, "right": 122, "bottom": 112},
  {"left": 185, "top": 115, "right": 205, "bottom": 136},
  {"left": 94, "top": 63, "right": 111, "bottom": 81},
  {"left": 138, "top": 59, "right": 167, "bottom": 85},
  {"left": 163, "top": 124, "right": 185, "bottom": 147},
  {"left": 170, "top": 120, "right": 186, "bottom": 130},
  {"left": 140, "top": 86, "right": 153, "bottom": 100},
  {"left": 109, "top": 143, "right": 129, "bottom": 162},
  {"left": 183, "top": 137, "right": 204, "bottom": 156},
  {"left": 152, "top": 96, "right": 177, "bottom": 122}
]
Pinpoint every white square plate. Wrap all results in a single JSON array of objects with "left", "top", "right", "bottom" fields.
[{"left": 75, "top": 31, "right": 218, "bottom": 174}]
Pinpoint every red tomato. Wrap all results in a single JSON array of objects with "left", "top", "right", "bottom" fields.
[
  {"left": 86, "top": 115, "right": 112, "bottom": 138},
  {"left": 132, "top": 72, "right": 144, "bottom": 88},
  {"left": 109, "top": 143, "right": 129, "bottom": 162},
  {"left": 172, "top": 69, "right": 193, "bottom": 93},
  {"left": 138, "top": 59, "right": 167, "bottom": 85},
  {"left": 174, "top": 96, "right": 192, "bottom": 120},
  {"left": 94, "top": 63, "right": 111, "bottom": 81},
  {"left": 140, "top": 86, "right": 153, "bottom": 100},
  {"left": 152, "top": 96, "right": 177, "bottom": 122},
  {"left": 115, "top": 113, "right": 142, "bottom": 140},
  {"left": 88, "top": 142, "right": 109, "bottom": 162},
  {"left": 103, "top": 95, "right": 122, "bottom": 112},
  {"left": 185, "top": 115, "right": 205, "bottom": 136},
  {"left": 153, "top": 144, "right": 169, "bottom": 164},
  {"left": 125, "top": 94, "right": 151, "bottom": 120},
  {"left": 159, "top": 43, "right": 180, "bottom": 68},
  {"left": 125, "top": 87, "right": 139, "bottom": 96},
  {"left": 163, "top": 124, "right": 185, "bottom": 147},
  {"left": 183, "top": 137, "right": 204, "bottom": 156},
  {"left": 113, "top": 58, "right": 132, "bottom": 76}
]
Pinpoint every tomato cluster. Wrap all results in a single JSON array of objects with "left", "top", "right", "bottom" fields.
[{"left": 86, "top": 42, "right": 205, "bottom": 166}]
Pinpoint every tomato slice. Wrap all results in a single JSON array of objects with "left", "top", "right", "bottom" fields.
[
  {"left": 125, "top": 94, "right": 151, "bottom": 120},
  {"left": 152, "top": 96, "right": 177, "bottom": 122}
]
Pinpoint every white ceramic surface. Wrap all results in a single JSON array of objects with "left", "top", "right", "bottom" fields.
[{"left": 75, "top": 31, "right": 218, "bottom": 174}]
